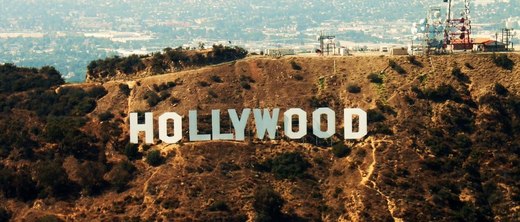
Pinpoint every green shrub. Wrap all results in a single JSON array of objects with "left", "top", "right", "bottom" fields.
[
  {"left": 197, "top": 81, "right": 210, "bottom": 87},
  {"left": 407, "top": 56, "right": 423, "bottom": 67},
  {"left": 106, "top": 161, "right": 136, "bottom": 192},
  {"left": 124, "top": 143, "right": 140, "bottom": 160},
  {"left": 309, "top": 96, "right": 329, "bottom": 108},
  {"left": 253, "top": 187, "right": 284, "bottom": 222},
  {"left": 0, "top": 167, "right": 38, "bottom": 201},
  {"left": 240, "top": 81, "right": 251, "bottom": 90},
  {"left": 347, "top": 84, "right": 361, "bottom": 93},
  {"left": 493, "top": 54, "right": 514, "bottom": 70},
  {"left": 98, "top": 111, "right": 114, "bottom": 121},
  {"left": 267, "top": 152, "right": 310, "bottom": 180},
  {"left": 118, "top": 84, "right": 131, "bottom": 96},
  {"left": 159, "top": 91, "right": 171, "bottom": 100},
  {"left": 333, "top": 187, "right": 343, "bottom": 198},
  {"left": 367, "top": 109, "right": 386, "bottom": 122},
  {"left": 144, "top": 91, "right": 161, "bottom": 107},
  {"left": 210, "top": 75, "right": 222, "bottom": 83},
  {"left": 38, "top": 215, "right": 63, "bottom": 222},
  {"left": 87, "top": 86, "right": 108, "bottom": 99},
  {"left": 170, "top": 97, "right": 181, "bottom": 105},
  {"left": 494, "top": 83, "right": 508, "bottom": 96},
  {"left": 146, "top": 150, "right": 163, "bottom": 166},
  {"left": 0, "top": 206, "right": 10, "bottom": 222},
  {"left": 208, "top": 200, "right": 230, "bottom": 211},
  {"left": 452, "top": 67, "right": 470, "bottom": 83},
  {"left": 332, "top": 143, "right": 351, "bottom": 158},
  {"left": 422, "top": 84, "right": 462, "bottom": 103},
  {"left": 290, "top": 61, "right": 302, "bottom": 70},
  {"left": 367, "top": 73, "right": 383, "bottom": 84},
  {"left": 208, "top": 89, "right": 218, "bottom": 98},
  {"left": 34, "top": 160, "right": 72, "bottom": 197},
  {"left": 389, "top": 60, "right": 406, "bottom": 74}
]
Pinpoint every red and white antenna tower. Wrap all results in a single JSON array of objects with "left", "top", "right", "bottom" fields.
[{"left": 444, "top": 0, "right": 472, "bottom": 50}]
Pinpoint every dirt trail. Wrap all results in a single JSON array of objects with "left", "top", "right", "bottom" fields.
[
  {"left": 248, "top": 60, "right": 262, "bottom": 80},
  {"left": 359, "top": 139, "right": 377, "bottom": 186},
  {"left": 358, "top": 139, "right": 403, "bottom": 222}
]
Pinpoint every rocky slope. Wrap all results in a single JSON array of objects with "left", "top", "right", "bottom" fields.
[{"left": 1, "top": 53, "right": 519, "bottom": 221}]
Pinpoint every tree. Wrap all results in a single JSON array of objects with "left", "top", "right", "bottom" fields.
[
  {"left": 253, "top": 187, "right": 285, "bottom": 222},
  {"left": 105, "top": 161, "right": 136, "bottom": 192},
  {"left": 146, "top": 150, "right": 163, "bottom": 166},
  {"left": 34, "top": 160, "right": 73, "bottom": 197}
]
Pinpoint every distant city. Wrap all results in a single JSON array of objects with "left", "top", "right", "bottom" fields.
[{"left": 0, "top": 0, "right": 518, "bottom": 82}]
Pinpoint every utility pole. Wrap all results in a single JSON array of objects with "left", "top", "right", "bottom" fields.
[{"left": 495, "top": 32, "right": 498, "bottom": 52}]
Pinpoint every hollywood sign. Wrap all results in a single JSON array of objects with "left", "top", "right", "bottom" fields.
[{"left": 130, "top": 108, "right": 367, "bottom": 144}]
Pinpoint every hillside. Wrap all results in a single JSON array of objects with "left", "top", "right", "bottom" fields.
[{"left": 0, "top": 53, "right": 519, "bottom": 221}]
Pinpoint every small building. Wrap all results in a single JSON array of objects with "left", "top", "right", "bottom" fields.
[
  {"left": 472, "top": 38, "right": 507, "bottom": 52},
  {"left": 390, "top": 47, "right": 409, "bottom": 56},
  {"left": 449, "top": 38, "right": 473, "bottom": 51},
  {"left": 264, "top": 48, "right": 295, "bottom": 56}
]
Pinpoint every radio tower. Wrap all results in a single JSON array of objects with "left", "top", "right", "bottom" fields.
[{"left": 444, "top": 0, "right": 472, "bottom": 51}]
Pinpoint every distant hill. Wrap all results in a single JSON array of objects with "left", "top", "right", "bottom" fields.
[
  {"left": 86, "top": 45, "right": 248, "bottom": 82},
  {"left": 0, "top": 53, "right": 519, "bottom": 221}
]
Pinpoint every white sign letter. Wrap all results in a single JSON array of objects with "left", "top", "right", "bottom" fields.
[
  {"left": 253, "top": 108, "right": 280, "bottom": 140},
  {"left": 158, "top": 112, "right": 183, "bottom": 144},
  {"left": 212, "top": 110, "right": 233, "bottom": 140},
  {"left": 284, "top": 108, "right": 307, "bottom": 139},
  {"left": 312, "top": 108, "right": 336, "bottom": 139},
  {"left": 344, "top": 108, "right": 368, "bottom": 139},
  {"left": 130, "top": 112, "right": 154, "bottom": 144},
  {"left": 229, "top": 109, "right": 251, "bottom": 141},
  {"left": 189, "top": 110, "right": 211, "bottom": 141}
]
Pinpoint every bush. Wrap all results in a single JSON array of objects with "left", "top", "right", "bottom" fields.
[
  {"left": 290, "top": 61, "right": 302, "bottom": 70},
  {"left": 159, "top": 91, "right": 171, "bottom": 100},
  {"left": 347, "top": 84, "right": 361, "bottom": 93},
  {"left": 494, "top": 83, "right": 508, "bottom": 96},
  {"left": 87, "top": 86, "right": 108, "bottom": 99},
  {"left": 208, "top": 89, "right": 218, "bottom": 98},
  {"left": 210, "top": 75, "right": 222, "bottom": 83},
  {"left": 208, "top": 200, "right": 230, "bottom": 211},
  {"left": 407, "top": 56, "right": 423, "bottom": 67},
  {"left": 367, "top": 109, "right": 386, "bottom": 122},
  {"left": 106, "top": 161, "right": 136, "bottom": 192},
  {"left": 124, "top": 143, "right": 140, "bottom": 160},
  {"left": 309, "top": 96, "right": 329, "bottom": 108},
  {"left": 267, "top": 152, "right": 310, "bottom": 180},
  {"left": 253, "top": 187, "right": 284, "bottom": 222},
  {"left": 493, "top": 54, "right": 514, "bottom": 70},
  {"left": 240, "top": 81, "right": 251, "bottom": 90},
  {"left": 197, "top": 81, "right": 210, "bottom": 87},
  {"left": 422, "top": 84, "right": 462, "bottom": 103},
  {"left": 332, "top": 143, "right": 351, "bottom": 158},
  {"left": 146, "top": 150, "right": 163, "bottom": 166},
  {"left": 452, "top": 67, "right": 470, "bottom": 83},
  {"left": 367, "top": 73, "right": 383, "bottom": 84},
  {"left": 98, "top": 111, "right": 114, "bottom": 121},
  {"left": 389, "top": 60, "right": 406, "bottom": 74},
  {"left": 34, "top": 160, "right": 73, "bottom": 197},
  {"left": 144, "top": 91, "right": 161, "bottom": 107},
  {"left": 170, "top": 97, "right": 181, "bottom": 105},
  {"left": 38, "top": 215, "right": 63, "bottom": 222},
  {"left": 118, "top": 84, "right": 131, "bottom": 96},
  {"left": 0, "top": 167, "right": 38, "bottom": 201},
  {"left": 0, "top": 206, "right": 10, "bottom": 222},
  {"left": 294, "top": 74, "right": 304, "bottom": 81}
]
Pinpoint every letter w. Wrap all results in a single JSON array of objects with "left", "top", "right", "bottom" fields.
[{"left": 253, "top": 108, "right": 280, "bottom": 140}]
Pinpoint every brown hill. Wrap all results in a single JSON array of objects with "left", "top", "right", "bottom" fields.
[{"left": 1, "top": 53, "right": 519, "bottom": 221}]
